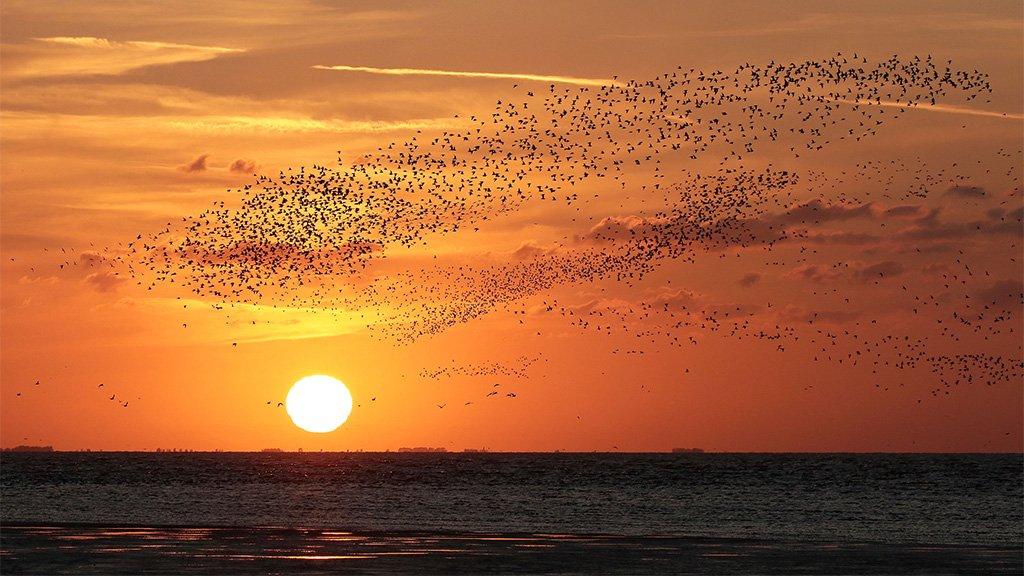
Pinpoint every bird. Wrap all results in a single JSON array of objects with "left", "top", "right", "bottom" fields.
[{"left": 54, "top": 53, "right": 1018, "bottom": 416}]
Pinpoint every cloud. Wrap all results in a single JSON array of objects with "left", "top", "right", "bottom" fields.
[
  {"left": 789, "top": 261, "right": 905, "bottom": 283},
  {"left": 38, "top": 37, "right": 200, "bottom": 49},
  {"left": 835, "top": 98, "right": 1024, "bottom": 120},
  {"left": 770, "top": 200, "right": 875, "bottom": 227},
  {"left": 649, "top": 288, "right": 702, "bottom": 309},
  {"left": 789, "top": 264, "right": 840, "bottom": 283},
  {"left": 164, "top": 115, "right": 465, "bottom": 134},
  {"left": 512, "top": 242, "right": 556, "bottom": 260},
  {"left": 1, "top": 110, "right": 466, "bottom": 138},
  {"left": 986, "top": 207, "right": 1006, "bottom": 220},
  {"left": 180, "top": 154, "right": 209, "bottom": 173},
  {"left": 576, "top": 215, "right": 657, "bottom": 243},
  {"left": 84, "top": 271, "right": 126, "bottom": 293},
  {"left": 799, "top": 231, "right": 880, "bottom": 245},
  {"left": 572, "top": 196, "right": 1014, "bottom": 259},
  {"left": 6, "top": 37, "right": 242, "bottom": 78},
  {"left": 313, "top": 64, "right": 622, "bottom": 87},
  {"left": 79, "top": 251, "right": 111, "bottom": 268},
  {"left": 563, "top": 288, "right": 701, "bottom": 317},
  {"left": 174, "top": 239, "right": 383, "bottom": 272},
  {"left": 884, "top": 205, "right": 927, "bottom": 219},
  {"left": 853, "top": 260, "right": 906, "bottom": 282},
  {"left": 945, "top": 185, "right": 987, "bottom": 199},
  {"left": 974, "top": 279, "right": 1024, "bottom": 308},
  {"left": 737, "top": 272, "right": 761, "bottom": 287},
  {"left": 779, "top": 307, "right": 862, "bottom": 325},
  {"left": 897, "top": 218, "right": 1020, "bottom": 241},
  {"left": 100, "top": 296, "right": 370, "bottom": 345},
  {"left": 229, "top": 159, "right": 257, "bottom": 173},
  {"left": 882, "top": 203, "right": 1021, "bottom": 242}
]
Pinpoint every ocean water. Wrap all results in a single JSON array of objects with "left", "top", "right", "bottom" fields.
[{"left": 2, "top": 453, "right": 1021, "bottom": 546}]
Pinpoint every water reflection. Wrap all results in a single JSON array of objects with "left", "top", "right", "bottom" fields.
[{"left": 2, "top": 525, "right": 1021, "bottom": 575}]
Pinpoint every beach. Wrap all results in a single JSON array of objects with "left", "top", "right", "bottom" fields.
[{"left": 3, "top": 524, "right": 1021, "bottom": 575}]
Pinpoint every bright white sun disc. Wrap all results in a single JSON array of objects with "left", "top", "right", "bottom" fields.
[{"left": 285, "top": 375, "right": 353, "bottom": 433}]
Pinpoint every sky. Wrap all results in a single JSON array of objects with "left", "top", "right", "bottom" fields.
[{"left": 1, "top": 0, "right": 1022, "bottom": 452}]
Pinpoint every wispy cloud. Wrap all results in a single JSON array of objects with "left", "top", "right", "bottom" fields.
[
  {"left": 4, "top": 37, "right": 242, "bottom": 78},
  {"left": 124, "top": 297, "right": 373, "bottom": 345},
  {"left": 838, "top": 98, "right": 1023, "bottom": 120},
  {"left": 1, "top": 111, "right": 467, "bottom": 136},
  {"left": 34, "top": 36, "right": 239, "bottom": 53},
  {"left": 164, "top": 115, "right": 468, "bottom": 133},
  {"left": 313, "top": 64, "right": 621, "bottom": 87}
]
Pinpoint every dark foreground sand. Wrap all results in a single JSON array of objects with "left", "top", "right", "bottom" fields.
[{"left": 1, "top": 524, "right": 1020, "bottom": 575}]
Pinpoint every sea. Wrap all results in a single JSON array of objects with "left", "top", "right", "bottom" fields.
[{"left": 1, "top": 453, "right": 1021, "bottom": 575}]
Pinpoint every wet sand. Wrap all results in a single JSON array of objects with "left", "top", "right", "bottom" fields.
[{"left": 1, "top": 524, "right": 1020, "bottom": 575}]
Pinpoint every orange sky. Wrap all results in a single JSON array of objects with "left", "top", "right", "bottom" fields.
[{"left": 2, "top": 0, "right": 1022, "bottom": 452}]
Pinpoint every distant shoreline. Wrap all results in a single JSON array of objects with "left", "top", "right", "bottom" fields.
[{"left": 2, "top": 524, "right": 1020, "bottom": 575}]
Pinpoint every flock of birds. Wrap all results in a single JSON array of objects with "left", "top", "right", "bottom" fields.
[
  {"left": 32, "top": 53, "right": 1023, "bottom": 411},
  {"left": 13, "top": 379, "right": 137, "bottom": 409},
  {"left": 419, "top": 355, "right": 544, "bottom": 381},
  {"left": 416, "top": 356, "right": 544, "bottom": 408}
]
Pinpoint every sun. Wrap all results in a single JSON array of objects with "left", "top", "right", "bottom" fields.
[{"left": 285, "top": 375, "right": 353, "bottom": 433}]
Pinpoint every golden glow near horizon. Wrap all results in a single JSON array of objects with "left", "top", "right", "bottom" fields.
[{"left": 285, "top": 375, "right": 353, "bottom": 433}]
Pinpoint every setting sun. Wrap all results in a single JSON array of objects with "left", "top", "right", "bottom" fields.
[{"left": 285, "top": 375, "right": 353, "bottom": 433}]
